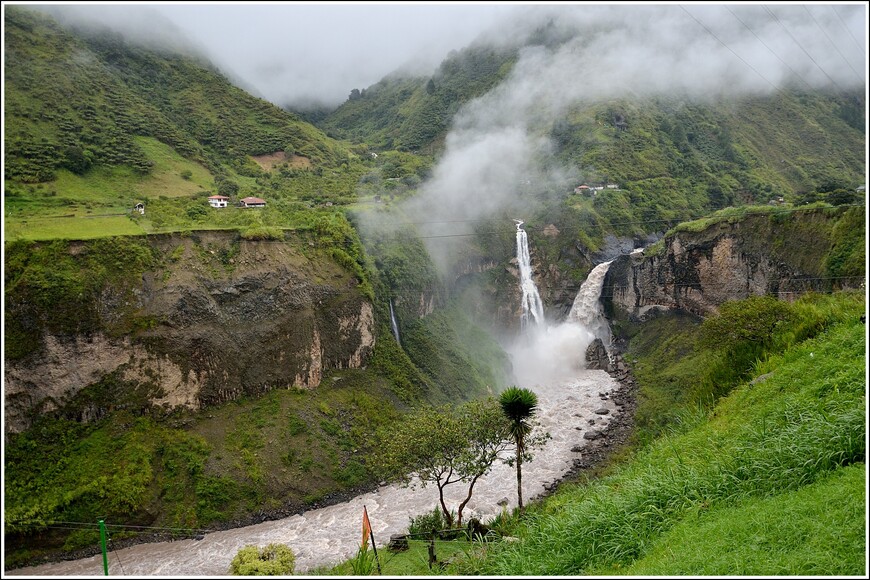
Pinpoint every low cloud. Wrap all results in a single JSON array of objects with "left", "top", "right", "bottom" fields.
[{"left": 399, "top": 3, "right": 866, "bottom": 274}]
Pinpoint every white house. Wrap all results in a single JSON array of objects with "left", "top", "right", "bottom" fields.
[
  {"left": 208, "top": 195, "right": 230, "bottom": 208},
  {"left": 239, "top": 196, "right": 266, "bottom": 208}
]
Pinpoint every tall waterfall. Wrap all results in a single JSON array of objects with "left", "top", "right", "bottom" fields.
[
  {"left": 389, "top": 298, "right": 401, "bottom": 346},
  {"left": 509, "top": 256, "right": 614, "bottom": 386},
  {"left": 514, "top": 219, "right": 545, "bottom": 330},
  {"left": 567, "top": 260, "right": 613, "bottom": 347}
]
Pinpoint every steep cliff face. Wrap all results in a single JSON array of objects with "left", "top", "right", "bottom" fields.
[
  {"left": 4, "top": 232, "right": 375, "bottom": 433},
  {"left": 603, "top": 207, "right": 865, "bottom": 320}
]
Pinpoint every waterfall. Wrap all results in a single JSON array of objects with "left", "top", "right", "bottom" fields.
[
  {"left": 389, "top": 298, "right": 401, "bottom": 346},
  {"left": 567, "top": 260, "right": 613, "bottom": 347},
  {"left": 514, "top": 219, "right": 545, "bottom": 330},
  {"left": 509, "top": 258, "right": 614, "bottom": 385}
]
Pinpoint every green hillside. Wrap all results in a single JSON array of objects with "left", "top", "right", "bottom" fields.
[
  {"left": 319, "top": 43, "right": 518, "bottom": 152},
  {"left": 3, "top": 5, "right": 367, "bottom": 241},
  {"left": 320, "top": 32, "right": 865, "bottom": 239}
]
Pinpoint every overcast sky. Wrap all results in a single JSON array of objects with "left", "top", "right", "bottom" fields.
[
  {"left": 35, "top": 2, "right": 519, "bottom": 109},
  {"left": 160, "top": 3, "right": 524, "bottom": 108},
  {"left": 26, "top": 2, "right": 868, "bottom": 111}
]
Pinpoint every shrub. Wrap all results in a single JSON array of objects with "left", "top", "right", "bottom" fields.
[
  {"left": 228, "top": 543, "right": 295, "bottom": 576},
  {"left": 408, "top": 506, "right": 451, "bottom": 536}
]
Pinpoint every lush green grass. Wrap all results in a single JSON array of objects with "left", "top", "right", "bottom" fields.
[
  {"left": 3, "top": 214, "right": 148, "bottom": 240},
  {"left": 607, "top": 464, "right": 865, "bottom": 576},
  {"left": 625, "top": 290, "right": 865, "bottom": 444},
  {"left": 447, "top": 292, "right": 864, "bottom": 575},
  {"left": 313, "top": 539, "right": 475, "bottom": 576}
]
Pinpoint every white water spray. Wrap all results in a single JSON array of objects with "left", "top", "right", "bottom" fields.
[
  {"left": 389, "top": 298, "right": 401, "bottom": 346},
  {"left": 567, "top": 260, "right": 613, "bottom": 347},
  {"left": 509, "top": 247, "right": 614, "bottom": 386},
  {"left": 514, "top": 219, "right": 545, "bottom": 330}
]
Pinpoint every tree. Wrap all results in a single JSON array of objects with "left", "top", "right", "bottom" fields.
[
  {"left": 499, "top": 386, "right": 540, "bottom": 511},
  {"left": 453, "top": 399, "right": 513, "bottom": 524},
  {"left": 228, "top": 544, "right": 295, "bottom": 575},
  {"left": 372, "top": 399, "right": 511, "bottom": 527}
]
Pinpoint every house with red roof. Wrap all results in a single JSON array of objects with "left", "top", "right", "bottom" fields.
[
  {"left": 239, "top": 196, "right": 266, "bottom": 208},
  {"left": 208, "top": 195, "right": 230, "bottom": 208}
]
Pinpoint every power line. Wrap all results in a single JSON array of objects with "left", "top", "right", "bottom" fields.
[
  {"left": 8, "top": 519, "right": 213, "bottom": 534},
  {"left": 763, "top": 4, "right": 847, "bottom": 93},
  {"left": 723, "top": 5, "right": 815, "bottom": 91},
  {"left": 831, "top": 5, "right": 866, "bottom": 57},
  {"left": 802, "top": 4, "right": 865, "bottom": 84},
  {"left": 600, "top": 275, "right": 864, "bottom": 292},
  {"left": 678, "top": 4, "right": 780, "bottom": 93}
]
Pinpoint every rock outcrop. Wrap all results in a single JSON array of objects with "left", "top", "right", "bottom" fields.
[
  {"left": 603, "top": 208, "right": 865, "bottom": 320},
  {"left": 4, "top": 232, "right": 375, "bottom": 433}
]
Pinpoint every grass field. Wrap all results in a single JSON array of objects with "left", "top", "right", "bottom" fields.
[{"left": 3, "top": 137, "right": 214, "bottom": 240}]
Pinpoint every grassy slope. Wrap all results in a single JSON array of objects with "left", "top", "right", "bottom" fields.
[{"left": 448, "top": 291, "right": 864, "bottom": 575}]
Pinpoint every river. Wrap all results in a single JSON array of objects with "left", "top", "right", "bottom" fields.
[{"left": 8, "top": 369, "right": 620, "bottom": 576}]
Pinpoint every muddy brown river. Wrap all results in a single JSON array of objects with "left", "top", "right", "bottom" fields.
[{"left": 8, "top": 369, "right": 620, "bottom": 576}]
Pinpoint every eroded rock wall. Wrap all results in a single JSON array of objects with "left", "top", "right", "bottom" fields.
[
  {"left": 603, "top": 209, "right": 865, "bottom": 320},
  {"left": 4, "top": 232, "right": 375, "bottom": 433}
]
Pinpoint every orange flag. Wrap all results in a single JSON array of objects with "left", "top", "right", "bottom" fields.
[{"left": 362, "top": 505, "right": 372, "bottom": 549}]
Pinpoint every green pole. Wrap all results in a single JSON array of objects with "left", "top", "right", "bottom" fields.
[{"left": 99, "top": 519, "right": 108, "bottom": 576}]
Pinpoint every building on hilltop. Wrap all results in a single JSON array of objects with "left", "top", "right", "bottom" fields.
[
  {"left": 239, "top": 196, "right": 266, "bottom": 208},
  {"left": 208, "top": 195, "right": 230, "bottom": 208}
]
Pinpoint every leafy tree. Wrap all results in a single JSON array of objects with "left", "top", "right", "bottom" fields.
[
  {"left": 823, "top": 188, "right": 859, "bottom": 206},
  {"left": 372, "top": 399, "right": 511, "bottom": 527},
  {"left": 215, "top": 176, "right": 239, "bottom": 197},
  {"left": 62, "top": 146, "right": 94, "bottom": 175},
  {"left": 499, "top": 386, "right": 540, "bottom": 511},
  {"left": 454, "top": 399, "right": 515, "bottom": 523},
  {"left": 228, "top": 543, "right": 295, "bottom": 576}
]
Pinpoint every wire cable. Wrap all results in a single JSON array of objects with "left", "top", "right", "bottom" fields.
[
  {"left": 108, "top": 537, "right": 127, "bottom": 576},
  {"left": 831, "top": 5, "right": 866, "bottom": 57},
  {"left": 762, "top": 4, "right": 847, "bottom": 93},
  {"left": 802, "top": 4, "right": 865, "bottom": 84},
  {"left": 678, "top": 4, "right": 780, "bottom": 93},
  {"left": 723, "top": 5, "right": 815, "bottom": 91}
]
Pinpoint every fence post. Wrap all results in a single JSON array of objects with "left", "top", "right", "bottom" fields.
[
  {"left": 427, "top": 532, "right": 436, "bottom": 569},
  {"left": 98, "top": 519, "right": 108, "bottom": 576}
]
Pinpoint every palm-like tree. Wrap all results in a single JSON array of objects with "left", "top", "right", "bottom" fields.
[{"left": 499, "top": 386, "right": 539, "bottom": 511}]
